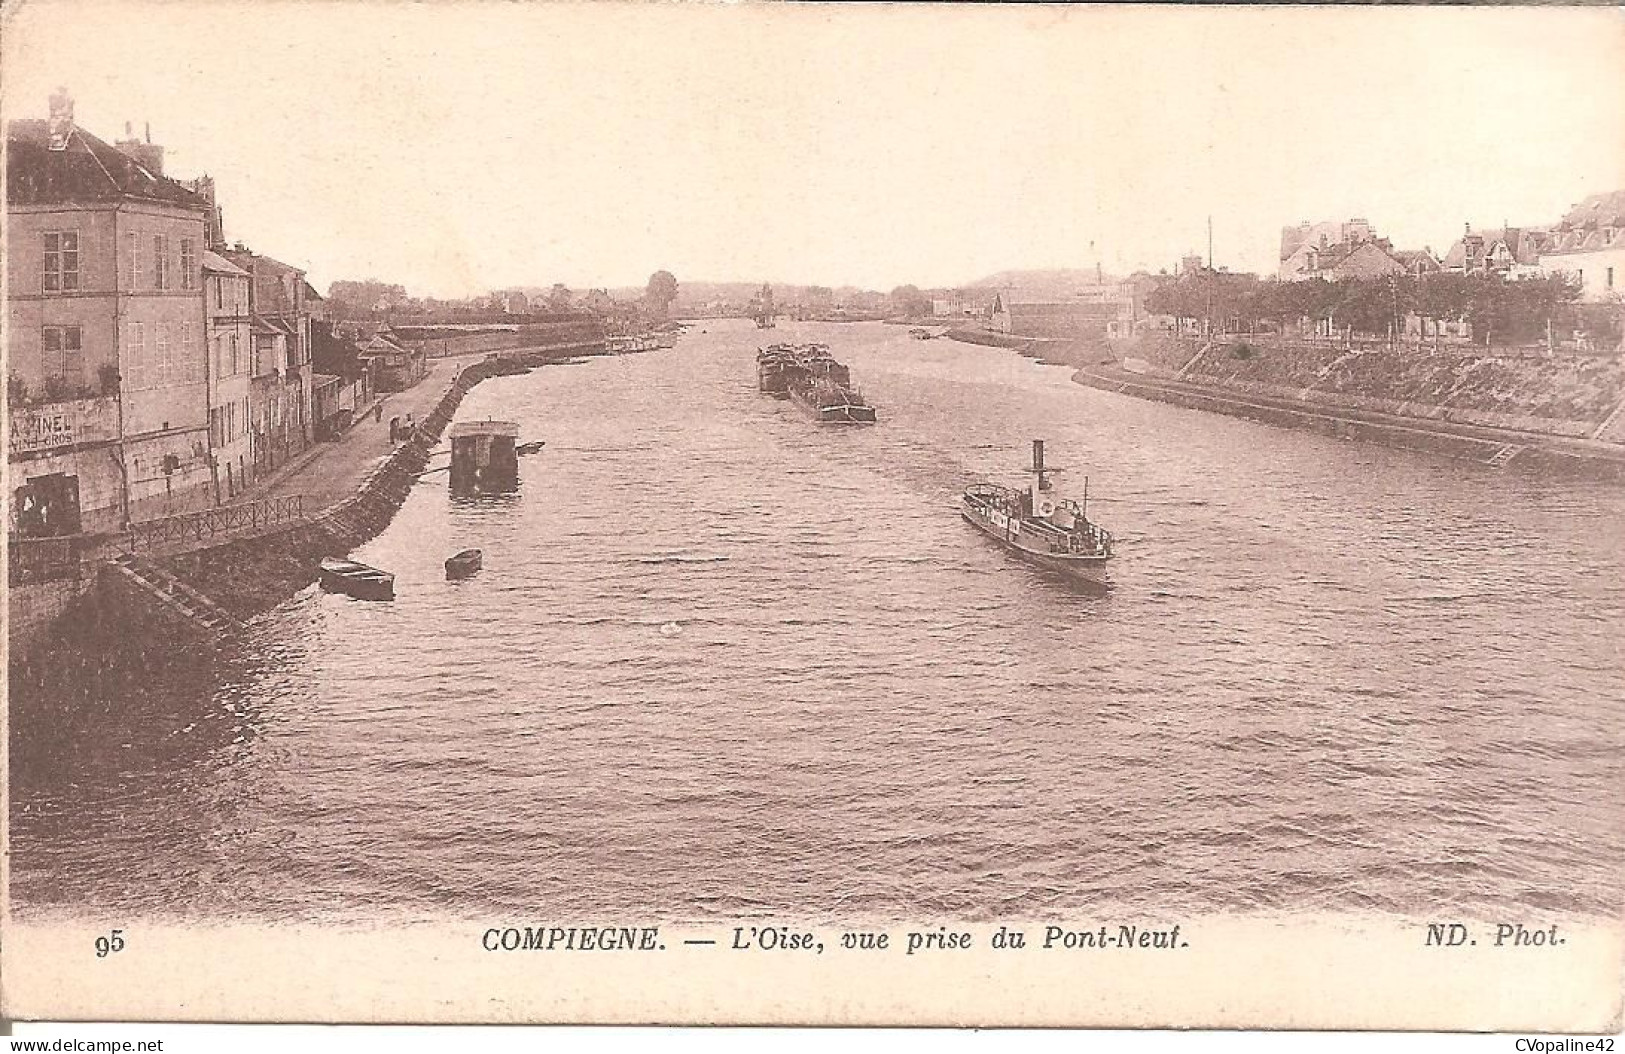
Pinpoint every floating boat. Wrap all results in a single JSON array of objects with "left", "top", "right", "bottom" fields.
[
  {"left": 449, "top": 420, "right": 521, "bottom": 494},
  {"left": 318, "top": 557, "right": 396, "bottom": 601},
  {"left": 962, "top": 440, "right": 1112, "bottom": 584},
  {"left": 788, "top": 378, "right": 878, "bottom": 424},
  {"left": 756, "top": 343, "right": 877, "bottom": 423},
  {"left": 445, "top": 548, "right": 483, "bottom": 580},
  {"left": 756, "top": 342, "right": 801, "bottom": 397},
  {"left": 909, "top": 327, "right": 934, "bottom": 340},
  {"left": 604, "top": 334, "right": 660, "bottom": 354}
]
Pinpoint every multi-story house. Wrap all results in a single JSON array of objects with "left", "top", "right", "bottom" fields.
[
  {"left": 203, "top": 250, "right": 253, "bottom": 499},
  {"left": 6, "top": 93, "right": 212, "bottom": 535},
  {"left": 1278, "top": 218, "right": 1410, "bottom": 282},
  {"left": 1537, "top": 190, "right": 1625, "bottom": 302},
  {"left": 1441, "top": 225, "right": 1552, "bottom": 280},
  {"left": 222, "top": 246, "right": 315, "bottom": 476}
]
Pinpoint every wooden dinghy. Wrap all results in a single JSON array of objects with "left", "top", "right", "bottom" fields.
[
  {"left": 318, "top": 557, "right": 396, "bottom": 601},
  {"left": 444, "top": 548, "right": 483, "bottom": 580}
]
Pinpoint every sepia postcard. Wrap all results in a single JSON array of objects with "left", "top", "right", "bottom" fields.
[{"left": 2, "top": 0, "right": 1623, "bottom": 1035}]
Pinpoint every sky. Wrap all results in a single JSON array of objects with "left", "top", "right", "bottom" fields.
[{"left": 5, "top": 2, "right": 1624, "bottom": 299}]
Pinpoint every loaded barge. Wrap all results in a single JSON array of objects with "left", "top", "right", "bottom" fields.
[{"left": 756, "top": 343, "right": 877, "bottom": 424}]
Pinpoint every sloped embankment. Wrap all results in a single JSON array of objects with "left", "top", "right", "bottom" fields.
[{"left": 1113, "top": 334, "right": 1625, "bottom": 441}]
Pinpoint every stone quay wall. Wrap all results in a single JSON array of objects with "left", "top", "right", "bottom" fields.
[
  {"left": 161, "top": 344, "right": 590, "bottom": 617},
  {"left": 1112, "top": 333, "right": 1625, "bottom": 441},
  {"left": 13, "top": 340, "right": 602, "bottom": 666}
]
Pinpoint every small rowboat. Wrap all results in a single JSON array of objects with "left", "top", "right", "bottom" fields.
[
  {"left": 445, "top": 548, "right": 483, "bottom": 580},
  {"left": 318, "top": 557, "right": 395, "bottom": 601}
]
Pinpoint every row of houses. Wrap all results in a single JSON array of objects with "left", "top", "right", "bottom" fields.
[
  {"left": 1277, "top": 192, "right": 1625, "bottom": 301},
  {"left": 6, "top": 92, "right": 423, "bottom": 539}
]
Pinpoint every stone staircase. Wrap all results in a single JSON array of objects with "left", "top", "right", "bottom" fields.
[
  {"left": 105, "top": 555, "right": 242, "bottom": 643},
  {"left": 1591, "top": 397, "right": 1625, "bottom": 443},
  {"left": 1176, "top": 340, "right": 1216, "bottom": 379}
]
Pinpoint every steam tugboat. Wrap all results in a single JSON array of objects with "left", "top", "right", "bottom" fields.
[{"left": 962, "top": 440, "right": 1112, "bottom": 583}]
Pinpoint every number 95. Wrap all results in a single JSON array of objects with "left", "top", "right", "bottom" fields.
[{"left": 94, "top": 929, "right": 125, "bottom": 958}]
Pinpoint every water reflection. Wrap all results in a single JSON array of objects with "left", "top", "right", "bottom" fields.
[{"left": 10, "top": 319, "right": 1624, "bottom": 924}]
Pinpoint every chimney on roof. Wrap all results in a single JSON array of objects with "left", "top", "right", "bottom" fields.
[
  {"left": 114, "top": 122, "right": 164, "bottom": 177},
  {"left": 188, "top": 174, "right": 226, "bottom": 250},
  {"left": 46, "top": 87, "right": 74, "bottom": 150}
]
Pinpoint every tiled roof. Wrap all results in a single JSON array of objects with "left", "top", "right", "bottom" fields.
[
  {"left": 1390, "top": 249, "right": 1441, "bottom": 270},
  {"left": 1543, "top": 226, "right": 1625, "bottom": 255},
  {"left": 221, "top": 248, "right": 306, "bottom": 278},
  {"left": 201, "top": 249, "right": 249, "bottom": 276},
  {"left": 6, "top": 119, "right": 209, "bottom": 208},
  {"left": 1442, "top": 228, "right": 1550, "bottom": 269},
  {"left": 1558, "top": 190, "right": 1625, "bottom": 230}
]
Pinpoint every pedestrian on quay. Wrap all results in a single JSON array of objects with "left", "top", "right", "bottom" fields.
[
  {"left": 374, "top": 402, "right": 383, "bottom": 424},
  {"left": 390, "top": 416, "right": 400, "bottom": 442}
]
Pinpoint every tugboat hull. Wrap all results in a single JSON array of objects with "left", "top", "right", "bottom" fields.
[{"left": 960, "top": 505, "right": 1110, "bottom": 584}]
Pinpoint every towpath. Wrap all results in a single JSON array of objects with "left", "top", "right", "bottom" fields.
[{"left": 256, "top": 358, "right": 463, "bottom": 513}]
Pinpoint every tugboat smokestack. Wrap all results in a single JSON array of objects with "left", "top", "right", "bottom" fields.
[{"left": 1033, "top": 439, "right": 1045, "bottom": 474}]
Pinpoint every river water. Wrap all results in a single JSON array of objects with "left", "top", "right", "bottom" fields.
[{"left": 10, "top": 319, "right": 1624, "bottom": 924}]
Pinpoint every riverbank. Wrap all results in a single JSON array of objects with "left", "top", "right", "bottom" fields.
[
  {"left": 9, "top": 340, "right": 608, "bottom": 665},
  {"left": 943, "top": 326, "right": 1096, "bottom": 366},
  {"left": 1074, "top": 363, "right": 1625, "bottom": 482}
]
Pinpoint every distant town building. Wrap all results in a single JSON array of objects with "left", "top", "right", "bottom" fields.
[
  {"left": 1537, "top": 190, "right": 1625, "bottom": 302},
  {"left": 310, "top": 322, "right": 376, "bottom": 440},
  {"left": 352, "top": 330, "right": 426, "bottom": 392},
  {"left": 990, "top": 291, "right": 1125, "bottom": 339},
  {"left": 7, "top": 92, "right": 214, "bottom": 532},
  {"left": 1389, "top": 248, "right": 1444, "bottom": 278},
  {"left": 1278, "top": 218, "right": 1412, "bottom": 282},
  {"left": 1442, "top": 225, "right": 1552, "bottom": 279},
  {"left": 931, "top": 292, "right": 987, "bottom": 318}
]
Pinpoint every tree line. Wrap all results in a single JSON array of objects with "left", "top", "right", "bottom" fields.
[{"left": 1143, "top": 271, "right": 1620, "bottom": 347}]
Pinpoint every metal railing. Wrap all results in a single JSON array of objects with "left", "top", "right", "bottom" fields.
[
  {"left": 126, "top": 494, "right": 307, "bottom": 551},
  {"left": 7, "top": 535, "right": 83, "bottom": 586}
]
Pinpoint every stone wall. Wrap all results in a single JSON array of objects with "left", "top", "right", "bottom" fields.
[
  {"left": 7, "top": 577, "right": 94, "bottom": 658},
  {"left": 155, "top": 347, "right": 573, "bottom": 616},
  {"left": 1075, "top": 368, "right": 1625, "bottom": 483},
  {"left": 1109, "top": 334, "right": 1625, "bottom": 441},
  {"left": 401, "top": 320, "right": 605, "bottom": 359}
]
